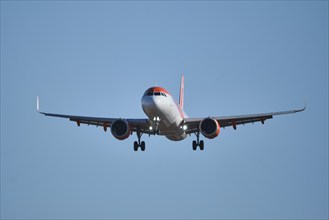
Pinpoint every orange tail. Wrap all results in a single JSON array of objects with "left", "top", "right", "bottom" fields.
[{"left": 179, "top": 74, "right": 184, "bottom": 109}]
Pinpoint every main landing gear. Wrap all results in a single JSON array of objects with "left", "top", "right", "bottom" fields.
[
  {"left": 192, "top": 131, "right": 204, "bottom": 151},
  {"left": 134, "top": 131, "right": 145, "bottom": 151}
]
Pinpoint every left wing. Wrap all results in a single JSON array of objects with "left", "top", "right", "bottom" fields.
[
  {"left": 36, "top": 96, "right": 151, "bottom": 133},
  {"left": 184, "top": 105, "right": 306, "bottom": 134}
]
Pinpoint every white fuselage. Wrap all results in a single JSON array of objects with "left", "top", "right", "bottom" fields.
[{"left": 141, "top": 87, "right": 187, "bottom": 141}]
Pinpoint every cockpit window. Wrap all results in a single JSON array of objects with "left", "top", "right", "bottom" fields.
[{"left": 145, "top": 91, "right": 167, "bottom": 97}]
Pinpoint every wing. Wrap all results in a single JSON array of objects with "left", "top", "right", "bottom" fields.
[
  {"left": 184, "top": 104, "right": 306, "bottom": 134},
  {"left": 36, "top": 96, "right": 151, "bottom": 133}
]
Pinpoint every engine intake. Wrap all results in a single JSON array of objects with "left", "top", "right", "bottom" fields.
[
  {"left": 200, "top": 117, "right": 220, "bottom": 139},
  {"left": 111, "top": 119, "right": 130, "bottom": 140}
]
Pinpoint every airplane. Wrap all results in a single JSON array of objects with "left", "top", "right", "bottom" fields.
[{"left": 37, "top": 75, "right": 306, "bottom": 151}]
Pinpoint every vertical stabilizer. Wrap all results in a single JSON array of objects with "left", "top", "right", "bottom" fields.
[{"left": 179, "top": 74, "right": 184, "bottom": 109}]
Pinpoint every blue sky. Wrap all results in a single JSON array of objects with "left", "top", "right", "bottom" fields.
[{"left": 1, "top": 1, "right": 328, "bottom": 219}]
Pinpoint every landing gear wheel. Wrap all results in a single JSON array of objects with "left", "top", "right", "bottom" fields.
[
  {"left": 192, "top": 140, "right": 197, "bottom": 151},
  {"left": 200, "top": 140, "right": 204, "bottom": 151},
  {"left": 192, "top": 131, "right": 205, "bottom": 151},
  {"left": 134, "top": 141, "right": 138, "bottom": 151},
  {"left": 134, "top": 130, "right": 146, "bottom": 152},
  {"left": 141, "top": 141, "right": 146, "bottom": 151}
]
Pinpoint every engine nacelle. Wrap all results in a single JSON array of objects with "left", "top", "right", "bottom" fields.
[
  {"left": 111, "top": 119, "right": 130, "bottom": 140},
  {"left": 199, "top": 117, "right": 220, "bottom": 139}
]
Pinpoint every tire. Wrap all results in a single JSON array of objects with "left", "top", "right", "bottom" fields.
[
  {"left": 134, "top": 141, "right": 138, "bottom": 151},
  {"left": 200, "top": 140, "right": 204, "bottom": 151},
  {"left": 141, "top": 141, "right": 146, "bottom": 151},
  {"left": 192, "top": 141, "right": 197, "bottom": 151}
]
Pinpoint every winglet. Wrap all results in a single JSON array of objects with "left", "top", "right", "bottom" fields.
[
  {"left": 303, "top": 96, "right": 308, "bottom": 111},
  {"left": 179, "top": 74, "right": 184, "bottom": 109},
  {"left": 37, "top": 96, "right": 40, "bottom": 112},
  {"left": 296, "top": 97, "right": 307, "bottom": 113}
]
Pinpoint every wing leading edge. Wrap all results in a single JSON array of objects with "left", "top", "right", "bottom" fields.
[
  {"left": 36, "top": 96, "right": 150, "bottom": 133},
  {"left": 184, "top": 103, "right": 306, "bottom": 134},
  {"left": 37, "top": 96, "right": 306, "bottom": 136}
]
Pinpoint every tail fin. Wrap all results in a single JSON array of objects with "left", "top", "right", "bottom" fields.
[{"left": 179, "top": 74, "right": 184, "bottom": 109}]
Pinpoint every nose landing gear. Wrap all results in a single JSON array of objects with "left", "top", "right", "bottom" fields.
[
  {"left": 133, "top": 117, "right": 160, "bottom": 152},
  {"left": 192, "top": 131, "right": 204, "bottom": 151},
  {"left": 151, "top": 116, "right": 161, "bottom": 135}
]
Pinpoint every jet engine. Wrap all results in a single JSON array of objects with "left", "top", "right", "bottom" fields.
[
  {"left": 111, "top": 119, "right": 131, "bottom": 140},
  {"left": 199, "top": 117, "right": 220, "bottom": 139}
]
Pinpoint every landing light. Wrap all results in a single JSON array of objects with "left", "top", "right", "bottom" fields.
[
  {"left": 183, "top": 125, "right": 188, "bottom": 131},
  {"left": 153, "top": 116, "right": 160, "bottom": 122},
  {"left": 149, "top": 126, "right": 153, "bottom": 131}
]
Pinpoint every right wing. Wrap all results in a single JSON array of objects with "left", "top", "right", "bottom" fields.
[{"left": 36, "top": 96, "right": 151, "bottom": 133}]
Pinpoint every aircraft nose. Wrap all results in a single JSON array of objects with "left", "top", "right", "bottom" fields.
[
  {"left": 142, "top": 95, "right": 157, "bottom": 106},
  {"left": 141, "top": 95, "right": 162, "bottom": 114}
]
